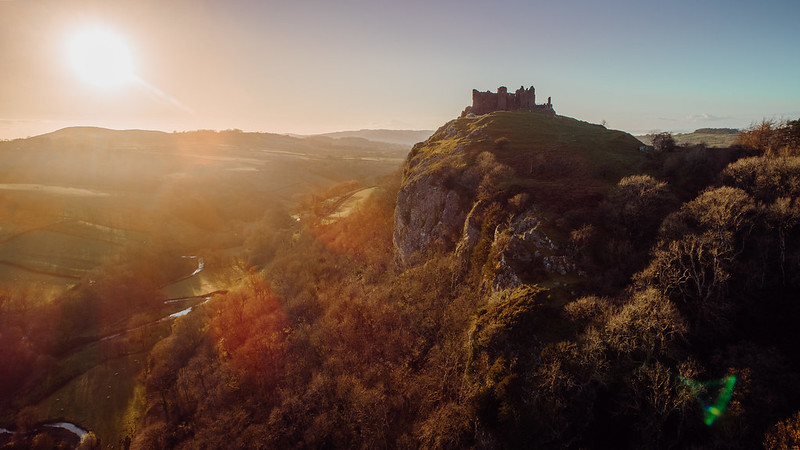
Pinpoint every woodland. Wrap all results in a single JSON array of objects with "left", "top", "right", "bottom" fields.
[{"left": 2, "top": 119, "right": 800, "bottom": 448}]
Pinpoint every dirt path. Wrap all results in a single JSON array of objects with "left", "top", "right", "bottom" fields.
[{"left": 322, "top": 187, "right": 378, "bottom": 224}]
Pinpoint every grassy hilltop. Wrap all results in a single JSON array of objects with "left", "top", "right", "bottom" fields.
[{"left": 411, "top": 111, "right": 647, "bottom": 211}]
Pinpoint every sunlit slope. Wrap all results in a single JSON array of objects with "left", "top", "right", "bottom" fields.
[
  {"left": 0, "top": 126, "right": 412, "bottom": 445},
  {"left": 0, "top": 127, "right": 407, "bottom": 192},
  {"left": 407, "top": 110, "right": 648, "bottom": 212},
  {"left": 0, "top": 127, "right": 409, "bottom": 291},
  {"left": 314, "top": 129, "right": 435, "bottom": 146},
  {"left": 636, "top": 128, "right": 739, "bottom": 148},
  {"left": 0, "top": 225, "right": 138, "bottom": 278}
]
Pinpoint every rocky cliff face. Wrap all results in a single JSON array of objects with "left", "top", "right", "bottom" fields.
[
  {"left": 393, "top": 177, "right": 468, "bottom": 267},
  {"left": 393, "top": 110, "right": 646, "bottom": 289},
  {"left": 393, "top": 125, "right": 475, "bottom": 267}
]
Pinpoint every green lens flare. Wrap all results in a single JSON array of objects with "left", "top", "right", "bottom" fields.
[{"left": 679, "top": 375, "right": 737, "bottom": 426}]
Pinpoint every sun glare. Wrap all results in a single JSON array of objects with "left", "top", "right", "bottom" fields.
[{"left": 67, "top": 27, "right": 136, "bottom": 89}]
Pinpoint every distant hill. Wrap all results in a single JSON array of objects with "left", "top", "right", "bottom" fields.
[
  {"left": 637, "top": 128, "right": 740, "bottom": 148},
  {"left": 692, "top": 128, "right": 738, "bottom": 135},
  {"left": 0, "top": 126, "right": 409, "bottom": 291},
  {"left": 311, "top": 129, "right": 435, "bottom": 147}
]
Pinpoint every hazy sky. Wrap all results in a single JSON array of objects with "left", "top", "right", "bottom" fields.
[{"left": 1, "top": 0, "right": 799, "bottom": 139}]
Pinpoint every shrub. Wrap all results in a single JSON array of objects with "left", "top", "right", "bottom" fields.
[
  {"left": 650, "top": 132, "right": 676, "bottom": 152},
  {"left": 764, "top": 411, "right": 800, "bottom": 449},
  {"left": 605, "top": 289, "right": 687, "bottom": 361}
]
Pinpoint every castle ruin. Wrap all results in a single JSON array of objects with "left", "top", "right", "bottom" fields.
[{"left": 470, "top": 85, "right": 554, "bottom": 115}]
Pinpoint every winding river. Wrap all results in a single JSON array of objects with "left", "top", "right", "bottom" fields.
[
  {"left": 44, "top": 422, "right": 88, "bottom": 440},
  {"left": 4, "top": 254, "right": 215, "bottom": 445},
  {"left": 181, "top": 255, "right": 204, "bottom": 277},
  {"left": 0, "top": 422, "right": 88, "bottom": 444}
]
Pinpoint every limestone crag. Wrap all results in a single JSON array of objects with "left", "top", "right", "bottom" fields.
[
  {"left": 394, "top": 181, "right": 467, "bottom": 267},
  {"left": 490, "top": 212, "right": 580, "bottom": 290},
  {"left": 393, "top": 117, "right": 581, "bottom": 290},
  {"left": 454, "top": 199, "right": 491, "bottom": 261},
  {"left": 394, "top": 89, "right": 648, "bottom": 290},
  {"left": 394, "top": 121, "right": 483, "bottom": 268}
]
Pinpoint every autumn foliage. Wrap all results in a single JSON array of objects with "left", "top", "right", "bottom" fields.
[{"left": 7, "top": 119, "right": 800, "bottom": 448}]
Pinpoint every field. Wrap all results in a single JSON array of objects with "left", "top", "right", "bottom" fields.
[
  {"left": 636, "top": 128, "right": 740, "bottom": 148},
  {"left": 0, "top": 128, "right": 408, "bottom": 294}
]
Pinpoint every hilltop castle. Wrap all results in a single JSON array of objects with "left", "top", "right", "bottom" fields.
[{"left": 470, "top": 85, "right": 554, "bottom": 115}]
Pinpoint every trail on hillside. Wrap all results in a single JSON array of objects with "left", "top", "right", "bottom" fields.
[{"left": 322, "top": 187, "right": 378, "bottom": 224}]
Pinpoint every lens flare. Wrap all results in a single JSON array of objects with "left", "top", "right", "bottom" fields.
[{"left": 680, "top": 375, "right": 737, "bottom": 426}]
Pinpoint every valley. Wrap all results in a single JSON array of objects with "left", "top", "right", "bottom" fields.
[{"left": 0, "top": 127, "right": 412, "bottom": 447}]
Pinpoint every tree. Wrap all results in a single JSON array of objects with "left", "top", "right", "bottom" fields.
[
  {"left": 636, "top": 187, "right": 757, "bottom": 331},
  {"left": 736, "top": 118, "right": 800, "bottom": 156},
  {"left": 619, "top": 361, "right": 694, "bottom": 447},
  {"left": 605, "top": 289, "right": 687, "bottom": 361},
  {"left": 764, "top": 411, "right": 800, "bottom": 449},
  {"left": 721, "top": 155, "right": 800, "bottom": 203},
  {"left": 650, "top": 132, "right": 676, "bottom": 152},
  {"left": 605, "top": 174, "right": 673, "bottom": 241}
]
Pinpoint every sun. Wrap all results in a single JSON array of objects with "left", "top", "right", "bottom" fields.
[{"left": 67, "top": 27, "right": 136, "bottom": 89}]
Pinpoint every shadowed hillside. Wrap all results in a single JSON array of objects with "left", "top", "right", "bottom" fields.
[{"left": 3, "top": 116, "right": 800, "bottom": 449}]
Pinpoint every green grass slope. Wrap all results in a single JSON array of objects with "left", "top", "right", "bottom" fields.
[
  {"left": 636, "top": 128, "right": 739, "bottom": 148},
  {"left": 410, "top": 111, "right": 648, "bottom": 213},
  {"left": 672, "top": 130, "right": 738, "bottom": 147}
]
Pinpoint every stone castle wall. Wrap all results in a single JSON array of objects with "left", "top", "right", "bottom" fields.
[{"left": 471, "top": 85, "right": 554, "bottom": 115}]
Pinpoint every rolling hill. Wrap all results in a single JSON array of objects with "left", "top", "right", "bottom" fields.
[
  {"left": 0, "top": 127, "right": 409, "bottom": 293},
  {"left": 310, "top": 129, "right": 435, "bottom": 146}
]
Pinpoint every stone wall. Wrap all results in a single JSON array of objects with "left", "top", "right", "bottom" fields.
[{"left": 471, "top": 85, "right": 554, "bottom": 115}]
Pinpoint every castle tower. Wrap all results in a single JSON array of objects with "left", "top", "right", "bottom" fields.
[
  {"left": 497, "top": 86, "right": 508, "bottom": 110},
  {"left": 517, "top": 86, "right": 535, "bottom": 109}
]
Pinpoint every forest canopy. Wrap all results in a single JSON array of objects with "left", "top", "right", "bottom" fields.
[
  {"left": 124, "top": 118, "right": 800, "bottom": 448},
  {"left": 2, "top": 118, "right": 800, "bottom": 448}
]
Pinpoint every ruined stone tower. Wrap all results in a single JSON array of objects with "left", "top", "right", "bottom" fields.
[{"left": 470, "top": 85, "right": 554, "bottom": 115}]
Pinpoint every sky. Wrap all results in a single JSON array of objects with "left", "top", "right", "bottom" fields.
[{"left": 1, "top": 0, "right": 799, "bottom": 139}]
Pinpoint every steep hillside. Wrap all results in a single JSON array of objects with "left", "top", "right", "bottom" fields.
[
  {"left": 78, "top": 114, "right": 799, "bottom": 449},
  {"left": 386, "top": 112, "right": 800, "bottom": 448},
  {"left": 394, "top": 110, "right": 647, "bottom": 288}
]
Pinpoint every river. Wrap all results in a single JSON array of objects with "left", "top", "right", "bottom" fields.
[{"left": 44, "top": 422, "right": 88, "bottom": 440}]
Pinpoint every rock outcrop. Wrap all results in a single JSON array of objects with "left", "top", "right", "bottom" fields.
[
  {"left": 393, "top": 127, "right": 479, "bottom": 267},
  {"left": 393, "top": 176, "right": 470, "bottom": 267},
  {"left": 488, "top": 212, "right": 579, "bottom": 291},
  {"left": 393, "top": 109, "right": 646, "bottom": 289}
]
